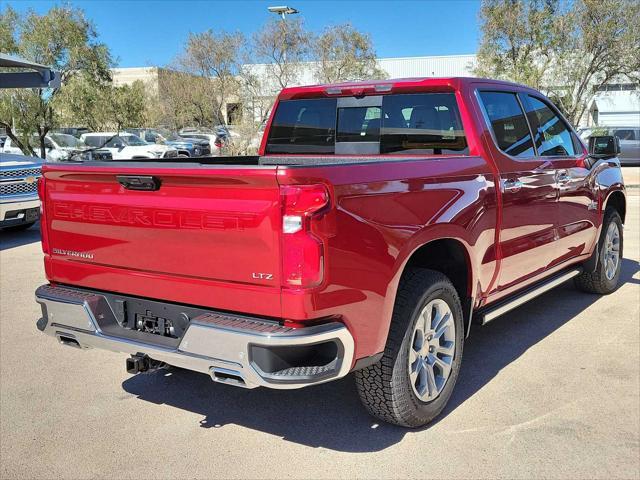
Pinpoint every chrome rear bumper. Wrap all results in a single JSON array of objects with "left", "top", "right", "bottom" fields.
[
  {"left": 35, "top": 284, "right": 354, "bottom": 389},
  {"left": 0, "top": 198, "right": 40, "bottom": 221}
]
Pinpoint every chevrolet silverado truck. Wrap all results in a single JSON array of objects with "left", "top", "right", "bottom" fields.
[
  {"left": 35, "top": 78, "right": 626, "bottom": 427},
  {"left": 1, "top": 153, "right": 42, "bottom": 230}
]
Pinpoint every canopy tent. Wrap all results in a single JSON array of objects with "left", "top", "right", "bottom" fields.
[{"left": 0, "top": 53, "right": 61, "bottom": 89}]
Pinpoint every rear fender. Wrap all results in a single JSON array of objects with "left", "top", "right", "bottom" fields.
[{"left": 378, "top": 227, "right": 477, "bottom": 352}]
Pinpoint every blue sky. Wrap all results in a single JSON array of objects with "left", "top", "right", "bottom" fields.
[{"left": 9, "top": 0, "right": 481, "bottom": 67}]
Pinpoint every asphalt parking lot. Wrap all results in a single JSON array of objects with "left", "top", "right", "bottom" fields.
[{"left": 1, "top": 195, "right": 638, "bottom": 479}]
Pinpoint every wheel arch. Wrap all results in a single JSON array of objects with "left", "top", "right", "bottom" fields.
[
  {"left": 604, "top": 189, "right": 626, "bottom": 224},
  {"left": 380, "top": 237, "right": 476, "bottom": 350}
]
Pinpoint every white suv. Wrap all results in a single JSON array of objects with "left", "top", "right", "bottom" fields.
[{"left": 80, "top": 132, "right": 178, "bottom": 159}]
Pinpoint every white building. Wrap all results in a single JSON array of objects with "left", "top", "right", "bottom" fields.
[
  {"left": 112, "top": 54, "right": 638, "bottom": 128},
  {"left": 245, "top": 54, "right": 477, "bottom": 96},
  {"left": 587, "top": 86, "right": 640, "bottom": 127}
]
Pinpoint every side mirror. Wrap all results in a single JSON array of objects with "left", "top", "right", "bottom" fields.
[{"left": 588, "top": 135, "right": 620, "bottom": 158}]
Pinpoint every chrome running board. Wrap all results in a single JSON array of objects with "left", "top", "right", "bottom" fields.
[{"left": 479, "top": 268, "right": 582, "bottom": 325}]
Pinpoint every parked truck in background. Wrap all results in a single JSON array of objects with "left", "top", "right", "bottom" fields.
[
  {"left": 0, "top": 153, "right": 42, "bottom": 231},
  {"left": 34, "top": 77, "right": 626, "bottom": 427}
]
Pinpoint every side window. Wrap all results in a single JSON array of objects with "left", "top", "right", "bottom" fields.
[
  {"left": 266, "top": 98, "right": 337, "bottom": 154},
  {"left": 614, "top": 129, "right": 636, "bottom": 141},
  {"left": 83, "top": 136, "right": 102, "bottom": 148},
  {"left": 478, "top": 91, "right": 535, "bottom": 158},
  {"left": 524, "top": 95, "right": 577, "bottom": 156},
  {"left": 380, "top": 93, "right": 468, "bottom": 154},
  {"left": 106, "top": 137, "right": 124, "bottom": 148}
]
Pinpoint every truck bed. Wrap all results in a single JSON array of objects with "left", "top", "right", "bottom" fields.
[{"left": 85, "top": 154, "right": 458, "bottom": 167}]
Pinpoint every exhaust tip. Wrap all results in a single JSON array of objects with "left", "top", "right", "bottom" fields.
[
  {"left": 56, "top": 333, "right": 81, "bottom": 348},
  {"left": 209, "top": 367, "right": 247, "bottom": 387}
]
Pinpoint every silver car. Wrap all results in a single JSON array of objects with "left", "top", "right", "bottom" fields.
[{"left": 578, "top": 126, "right": 640, "bottom": 165}]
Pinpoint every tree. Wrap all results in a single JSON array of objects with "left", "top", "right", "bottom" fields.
[
  {"left": 313, "top": 23, "right": 387, "bottom": 83},
  {"left": 0, "top": 5, "right": 112, "bottom": 157},
  {"left": 43, "top": 72, "right": 148, "bottom": 137},
  {"left": 252, "top": 18, "right": 309, "bottom": 92},
  {"left": 174, "top": 30, "right": 244, "bottom": 126},
  {"left": 475, "top": 0, "right": 640, "bottom": 126},
  {"left": 0, "top": 6, "right": 18, "bottom": 53}
]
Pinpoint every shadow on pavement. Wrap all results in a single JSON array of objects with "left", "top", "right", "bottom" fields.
[
  {"left": 435, "top": 257, "right": 639, "bottom": 425},
  {"left": 0, "top": 223, "right": 41, "bottom": 250},
  {"left": 121, "top": 258, "right": 639, "bottom": 452}
]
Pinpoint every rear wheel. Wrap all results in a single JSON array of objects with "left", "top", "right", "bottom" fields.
[
  {"left": 575, "top": 208, "right": 623, "bottom": 294},
  {"left": 355, "top": 269, "right": 464, "bottom": 427}
]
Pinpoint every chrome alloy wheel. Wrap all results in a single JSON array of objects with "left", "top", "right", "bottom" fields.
[
  {"left": 408, "top": 299, "right": 456, "bottom": 402},
  {"left": 604, "top": 222, "right": 621, "bottom": 280}
]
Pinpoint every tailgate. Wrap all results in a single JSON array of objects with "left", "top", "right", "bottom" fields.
[{"left": 42, "top": 164, "right": 283, "bottom": 313}]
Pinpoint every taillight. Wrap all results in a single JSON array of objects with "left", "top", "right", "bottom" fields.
[
  {"left": 37, "top": 175, "right": 49, "bottom": 254},
  {"left": 281, "top": 184, "right": 329, "bottom": 288}
]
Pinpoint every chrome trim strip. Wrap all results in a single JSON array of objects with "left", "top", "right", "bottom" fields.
[
  {"left": 482, "top": 268, "right": 581, "bottom": 324},
  {"left": 35, "top": 285, "right": 355, "bottom": 390}
]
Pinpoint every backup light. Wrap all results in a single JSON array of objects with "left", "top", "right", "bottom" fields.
[{"left": 280, "top": 184, "right": 329, "bottom": 288}]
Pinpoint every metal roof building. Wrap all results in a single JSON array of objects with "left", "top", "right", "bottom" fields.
[
  {"left": 112, "top": 54, "right": 637, "bottom": 128},
  {"left": 243, "top": 54, "right": 477, "bottom": 96},
  {"left": 589, "top": 90, "right": 640, "bottom": 128}
]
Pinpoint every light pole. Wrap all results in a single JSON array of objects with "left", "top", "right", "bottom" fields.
[
  {"left": 267, "top": 5, "right": 299, "bottom": 20},
  {"left": 267, "top": 6, "right": 299, "bottom": 63}
]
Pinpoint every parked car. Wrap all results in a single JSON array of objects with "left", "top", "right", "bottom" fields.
[
  {"left": 80, "top": 132, "right": 178, "bottom": 159},
  {"left": 0, "top": 153, "right": 42, "bottom": 231},
  {"left": 125, "top": 128, "right": 211, "bottom": 157},
  {"left": 35, "top": 77, "right": 625, "bottom": 428},
  {"left": 577, "top": 126, "right": 639, "bottom": 165},
  {"left": 2, "top": 136, "right": 23, "bottom": 155},
  {"left": 2, "top": 134, "right": 112, "bottom": 162},
  {"left": 52, "top": 127, "right": 90, "bottom": 139},
  {"left": 178, "top": 127, "right": 227, "bottom": 153}
]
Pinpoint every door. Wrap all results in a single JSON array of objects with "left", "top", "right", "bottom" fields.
[
  {"left": 477, "top": 90, "right": 560, "bottom": 292},
  {"left": 521, "top": 94, "right": 599, "bottom": 263}
]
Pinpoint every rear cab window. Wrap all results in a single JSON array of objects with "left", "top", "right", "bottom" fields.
[
  {"left": 381, "top": 93, "right": 467, "bottom": 154},
  {"left": 266, "top": 98, "right": 337, "bottom": 154},
  {"left": 265, "top": 92, "right": 468, "bottom": 155}
]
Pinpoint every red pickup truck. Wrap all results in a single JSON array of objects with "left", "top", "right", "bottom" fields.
[{"left": 35, "top": 77, "right": 626, "bottom": 427}]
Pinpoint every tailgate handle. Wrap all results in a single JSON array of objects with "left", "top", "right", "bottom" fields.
[{"left": 117, "top": 175, "right": 161, "bottom": 191}]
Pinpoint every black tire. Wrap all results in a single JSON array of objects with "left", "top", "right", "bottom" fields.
[
  {"left": 574, "top": 208, "right": 623, "bottom": 294},
  {"left": 355, "top": 269, "right": 464, "bottom": 427},
  {"left": 1, "top": 222, "right": 36, "bottom": 232}
]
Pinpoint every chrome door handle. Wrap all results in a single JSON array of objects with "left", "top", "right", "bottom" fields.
[
  {"left": 502, "top": 178, "right": 523, "bottom": 193},
  {"left": 556, "top": 170, "right": 571, "bottom": 184}
]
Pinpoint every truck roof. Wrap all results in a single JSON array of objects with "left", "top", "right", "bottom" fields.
[{"left": 278, "top": 76, "right": 535, "bottom": 100}]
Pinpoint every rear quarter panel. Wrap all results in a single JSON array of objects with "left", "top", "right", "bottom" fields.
[{"left": 278, "top": 155, "right": 498, "bottom": 359}]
